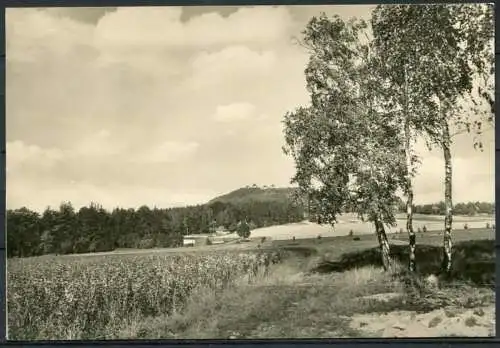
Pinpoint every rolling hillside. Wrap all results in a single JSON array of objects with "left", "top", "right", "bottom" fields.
[{"left": 208, "top": 186, "right": 301, "bottom": 205}]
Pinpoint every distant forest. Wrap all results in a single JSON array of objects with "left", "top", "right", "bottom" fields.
[
  {"left": 409, "top": 201, "right": 494, "bottom": 216},
  {"left": 6, "top": 186, "right": 495, "bottom": 258},
  {"left": 7, "top": 198, "right": 305, "bottom": 258}
]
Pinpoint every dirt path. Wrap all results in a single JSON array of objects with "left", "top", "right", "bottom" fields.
[{"left": 350, "top": 304, "right": 495, "bottom": 337}]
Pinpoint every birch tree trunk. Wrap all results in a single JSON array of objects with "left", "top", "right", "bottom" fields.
[
  {"left": 375, "top": 218, "right": 392, "bottom": 271},
  {"left": 441, "top": 118, "right": 453, "bottom": 274},
  {"left": 404, "top": 64, "right": 416, "bottom": 272},
  {"left": 405, "top": 144, "right": 416, "bottom": 272}
]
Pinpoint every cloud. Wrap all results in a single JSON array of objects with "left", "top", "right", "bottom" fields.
[
  {"left": 411, "top": 131, "right": 494, "bottom": 204},
  {"left": 7, "top": 180, "right": 217, "bottom": 212},
  {"left": 186, "top": 46, "right": 277, "bottom": 93},
  {"left": 191, "top": 45, "right": 276, "bottom": 72},
  {"left": 73, "top": 129, "right": 124, "bottom": 157},
  {"left": 93, "top": 6, "right": 294, "bottom": 50},
  {"left": 6, "top": 141, "right": 65, "bottom": 172},
  {"left": 413, "top": 154, "right": 494, "bottom": 204},
  {"left": 213, "top": 102, "right": 257, "bottom": 122},
  {"left": 6, "top": 9, "right": 95, "bottom": 63},
  {"left": 138, "top": 141, "right": 200, "bottom": 164}
]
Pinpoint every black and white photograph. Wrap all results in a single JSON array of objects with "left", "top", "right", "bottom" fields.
[{"left": 6, "top": 4, "right": 495, "bottom": 340}]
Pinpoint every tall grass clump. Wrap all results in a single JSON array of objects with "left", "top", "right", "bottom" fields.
[{"left": 8, "top": 251, "right": 275, "bottom": 340}]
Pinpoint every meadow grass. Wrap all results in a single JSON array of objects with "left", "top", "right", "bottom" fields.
[
  {"left": 115, "top": 231, "right": 495, "bottom": 339},
  {"left": 115, "top": 260, "right": 494, "bottom": 339}
]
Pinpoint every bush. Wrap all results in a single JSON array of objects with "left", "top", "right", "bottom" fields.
[
  {"left": 317, "top": 234, "right": 322, "bottom": 240},
  {"left": 464, "top": 223, "right": 469, "bottom": 230},
  {"left": 228, "top": 222, "right": 238, "bottom": 232},
  {"left": 236, "top": 221, "right": 251, "bottom": 239},
  {"left": 137, "top": 238, "right": 155, "bottom": 249}
]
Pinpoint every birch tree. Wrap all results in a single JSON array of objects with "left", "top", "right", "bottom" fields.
[
  {"left": 283, "top": 14, "right": 406, "bottom": 270},
  {"left": 371, "top": 3, "right": 494, "bottom": 274}
]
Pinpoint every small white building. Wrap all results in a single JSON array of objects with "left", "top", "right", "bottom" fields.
[
  {"left": 183, "top": 239, "right": 196, "bottom": 247},
  {"left": 183, "top": 233, "right": 215, "bottom": 247}
]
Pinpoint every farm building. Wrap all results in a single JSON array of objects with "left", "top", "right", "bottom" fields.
[
  {"left": 183, "top": 239, "right": 196, "bottom": 247},
  {"left": 183, "top": 231, "right": 238, "bottom": 246},
  {"left": 183, "top": 233, "right": 216, "bottom": 247}
]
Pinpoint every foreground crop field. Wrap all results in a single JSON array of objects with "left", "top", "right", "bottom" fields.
[{"left": 7, "top": 251, "right": 276, "bottom": 340}]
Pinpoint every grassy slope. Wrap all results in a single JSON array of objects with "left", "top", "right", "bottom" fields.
[
  {"left": 249, "top": 216, "right": 495, "bottom": 240},
  {"left": 115, "top": 229, "right": 495, "bottom": 339}
]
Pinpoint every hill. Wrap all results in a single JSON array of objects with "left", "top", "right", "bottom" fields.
[{"left": 208, "top": 186, "right": 301, "bottom": 205}]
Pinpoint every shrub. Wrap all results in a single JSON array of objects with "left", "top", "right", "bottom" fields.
[
  {"left": 464, "top": 223, "right": 469, "bottom": 230},
  {"left": 137, "top": 238, "right": 155, "bottom": 249},
  {"left": 236, "top": 221, "right": 251, "bottom": 239}
]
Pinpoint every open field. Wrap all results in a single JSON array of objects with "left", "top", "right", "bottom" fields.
[
  {"left": 61, "top": 214, "right": 495, "bottom": 259},
  {"left": 271, "top": 228, "right": 495, "bottom": 256},
  {"left": 7, "top": 223, "right": 495, "bottom": 340},
  {"left": 249, "top": 214, "right": 495, "bottom": 241}
]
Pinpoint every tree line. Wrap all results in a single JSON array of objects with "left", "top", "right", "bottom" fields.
[
  {"left": 411, "top": 201, "right": 494, "bottom": 216},
  {"left": 311, "top": 197, "right": 494, "bottom": 218},
  {"left": 283, "top": 4, "right": 494, "bottom": 274},
  {"left": 6, "top": 199, "right": 305, "bottom": 258}
]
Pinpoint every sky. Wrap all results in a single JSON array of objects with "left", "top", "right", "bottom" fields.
[{"left": 6, "top": 5, "right": 495, "bottom": 213}]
